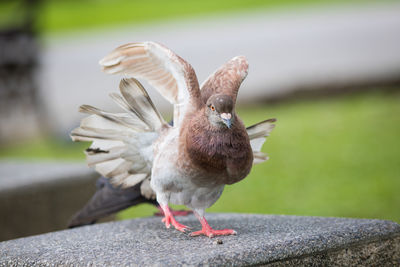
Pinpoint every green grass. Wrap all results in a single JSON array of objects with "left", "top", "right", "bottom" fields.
[
  {"left": 0, "top": 138, "right": 87, "bottom": 160},
  {"left": 119, "top": 90, "right": 400, "bottom": 222},
  {"left": 0, "top": 0, "right": 386, "bottom": 34},
  {"left": 1, "top": 90, "right": 399, "bottom": 222}
]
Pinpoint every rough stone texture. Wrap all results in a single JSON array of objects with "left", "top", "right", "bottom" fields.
[
  {"left": 0, "top": 214, "right": 399, "bottom": 266},
  {"left": 0, "top": 161, "right": 98, "bottom": 241},
  {"left": 266, "top": 236, "right": 400, "bottom": 266}
]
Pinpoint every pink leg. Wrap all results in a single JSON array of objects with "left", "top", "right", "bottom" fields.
[
  {"left": 160, "top": 205, "right": 190, "bottom": 233},
  {"left": 190, "top": 213, "right": 237, "bottom": 238},
  {"left": 154, "top": 206, "right": 193, "bottom": 217}
]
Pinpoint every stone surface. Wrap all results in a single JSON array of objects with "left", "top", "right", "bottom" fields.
[
  {"left": 0, "top": 161, "right": 98, "bottom": 241},
  {"left": 0, "top": 213, "right": 399, "bottom": 266}
]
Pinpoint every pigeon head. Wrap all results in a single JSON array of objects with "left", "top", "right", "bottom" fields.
[{"left": 205, "top": 94, "right": 234, "bottom": 129}]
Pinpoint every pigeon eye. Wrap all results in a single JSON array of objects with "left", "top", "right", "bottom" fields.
[{"left": 210, "top": 105, "right": 215, "bottom": 111}]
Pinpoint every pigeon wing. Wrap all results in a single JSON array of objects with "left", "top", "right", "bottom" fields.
[
  {"left": 100, "top": 41, "right": 202, "bottom": 127},
  {"left": 200, "top": 56, "right": 249, "bottom": 104},
  {"left": 246, "top": 118, "right": 276, "bottom": 164},
  {"left": 71, "top": 78, "right": 165, "bottom": 188}
]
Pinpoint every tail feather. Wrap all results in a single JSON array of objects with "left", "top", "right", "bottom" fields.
[
  {"left": 68, "top": 177, "right": 157, "bottom": 228},
  {"left": 71, "top": 78, "right": 166, "bottom": 188}
]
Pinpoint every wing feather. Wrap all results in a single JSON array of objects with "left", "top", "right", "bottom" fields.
[
  {"left": 247, "top": 118, "right": 276, "bottom": 140},
  {"left": 119, "top": 78, "right": 164, "bottom": 131},
  {"left": 246, "top": 118, "right": 276, "bottom": 165},
  {"left": 79, "top": 106, "right": 147, "bottom": 131},
  {"left": 99, "top": 41, "right": 201, "bottom": 127},
  {"left": 71, "top": 78, "right": 164, "bottom": 189},
  {"left": 200, "top": 56, "right": 249, "bottom": 103}
]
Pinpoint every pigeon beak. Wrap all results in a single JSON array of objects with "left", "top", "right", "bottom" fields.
[{"left": 220, "top": 113, "right": 232, "bottom": 128}]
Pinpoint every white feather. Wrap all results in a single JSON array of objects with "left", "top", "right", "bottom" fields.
[
  {"left": 250, "top": 137, "right": 266, "bottom": 152},
  {"left": 246, "top": 119, "right": 276, "bottom": 165},
  {"left": 70, "top": 78, "right": 165, "bottom": 188}
]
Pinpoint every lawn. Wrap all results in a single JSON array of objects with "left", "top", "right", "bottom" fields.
[
  {"left": 118, "top": 90, "right": 400, "bottom": 222},
  {"left": 0, "top": 138, "right": 87, "bottom": 160},
  {"left": 0, "top": 0, "right": 390, "bottom": 34},
  {"left": 2, "top": 90, "right": 398, "bottom": 222}
]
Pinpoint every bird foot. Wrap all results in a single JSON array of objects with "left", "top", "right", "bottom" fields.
[
  {"left": 190, "top": 228, "right": 237, "bottom": 238},
  {"left": 162, "top": 215, "right": 190, "bottom": 232},
  {"left": 190, "top": 214, "right": 237, "bottom": 238}
]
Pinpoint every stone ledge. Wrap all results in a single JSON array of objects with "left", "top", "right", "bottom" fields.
[
  {"left": 0, "top": 213, "right": 399, "bottom": 266},
  {"left": 0, "top": 161, "right": 95, "bottom": 194},
  {"left": 0, "top": 161, "right": 98, "bottom": 241}
]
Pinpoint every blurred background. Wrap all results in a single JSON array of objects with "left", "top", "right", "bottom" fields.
[{"left": 0, "top": 0, "right": 399, "bottom": 240}]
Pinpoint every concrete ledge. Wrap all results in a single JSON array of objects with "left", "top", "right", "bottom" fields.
[
  {"left": 1, "top": 214, "right": 399, "bottom": 266},
  {"left": 0, "top": 161, "right": 98, "bottom": 241}
]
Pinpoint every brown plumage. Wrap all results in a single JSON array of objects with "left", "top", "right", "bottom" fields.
[
  {"left": 72, "top": 41, "right": 276, "bottom": 238},
  {"left": 200, "top": 56, "right": 248, "bottom": 104},
  {"left": 183, "top": 110, "right": 253, "bottom": 186}
]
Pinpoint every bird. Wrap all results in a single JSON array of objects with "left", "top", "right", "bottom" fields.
[{"left": 70, "top": 41, "right": 276, "bottom": 237}]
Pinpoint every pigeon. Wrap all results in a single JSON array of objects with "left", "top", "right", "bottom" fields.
[{"left": 71, "top": 41, "right": 275, "bottom": 237}]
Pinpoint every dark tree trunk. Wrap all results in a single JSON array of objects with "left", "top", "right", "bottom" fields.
[{"left": 0, "top": 0, "right": 42, "bottom": 144}]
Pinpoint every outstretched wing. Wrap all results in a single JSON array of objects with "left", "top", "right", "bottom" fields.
[
  {"left": 200, "top": 56, "right": 248, "bottom": 104},
  {"left": 71, "top": 78, "right": 165, "bottom": 188},
  {"left": 246, "top": 118, "right": 276, "bottom": 164},
  {"left": 99, "top": 41, "right": 202, "bottom": 127}
]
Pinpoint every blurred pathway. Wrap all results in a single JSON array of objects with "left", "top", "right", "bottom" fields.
[{"left": 39, "top": 2, "right": 400, "bottom": 133}]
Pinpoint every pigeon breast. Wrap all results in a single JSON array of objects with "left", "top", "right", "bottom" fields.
[{"left": 182, "top": 111, "right": 253, "bottom": 186}]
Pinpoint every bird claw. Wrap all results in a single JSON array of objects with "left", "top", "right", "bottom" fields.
[
  {"left": 162, "top": 215, "right": 190, "bottom": 232},
  {"left": 162, "top": 217, "right": 171, "bottom": 228},
  {"left": 174, "top": 222, "right": 190, "bottom": 233},
  {"left": 190, "top": 228, "right": 237, "bottom": 238}
]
